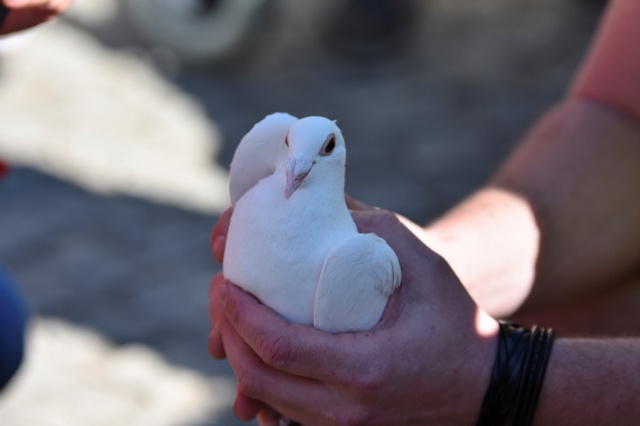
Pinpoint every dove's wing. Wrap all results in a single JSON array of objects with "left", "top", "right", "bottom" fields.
[
  {"left": 229, "top": 112, "right": 298, "bottom": 205},
  {"left": 314, "top": 233, "right": 401, "bottom": 333}
]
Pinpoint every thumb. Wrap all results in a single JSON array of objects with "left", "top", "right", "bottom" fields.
[
  {"left": 351, "top": 209, "right": 463, "bottom": 310},
  {"left": 352, "top": 209, "right": 442, "bottom": 265}
]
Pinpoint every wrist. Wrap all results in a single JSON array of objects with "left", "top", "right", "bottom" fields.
[
  {"left": 464, "top": 312, "right": 500, "bottom": 425},
  {"left": 440, "top": 310, "right": 499, "bottom": 426}
]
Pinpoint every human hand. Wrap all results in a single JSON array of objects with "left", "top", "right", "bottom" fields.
[
  {"left": 210, "top": 207, "right": 499, "bottom": 425},
  {"left": 0, "top": 0, "right": 73, "bottom": 35},
  {"left": 210, "top": 206, "right": 233, "bottom": 264}
]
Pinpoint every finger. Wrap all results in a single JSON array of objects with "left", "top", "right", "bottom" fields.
[
  {"left": 353, "top": 210, "right": 477, "bottom": 316},
  {"left": 395, "top": 213, "right": 432, "bottom": 245},
  {"left": 208, "top": 273, "right": 226, "bottom": 359},
  {"left": 209, "top": 273, "right": 226, "bottom": 325},
  {"left": 235, "top": 393, "right": 302, "bottom": 426},
  {"left": 220, "top": 280, "right": 376, "bottom": 384},
  {"left": 220, "top": 315, "right": 331, "bottom": 420},
  {"left": 208, "top": 328, "right": 225, "bottom": 360},
  {"left": 211, "top": 206, "right": 233, "bottom": 263},
  {"left": 350, "top": 208, "right": 466, "bottom": 321},
  {"left": 352, "top": 209, "right": 441, "bottom": 263},
  {"left": 257, "top": 407, "right": 282, "bottom": 426},
  {"left": 233, "top": 388, "right": 264, "bottom": 422},
  {"left": 344, "top": 194, "right": 374, "bottom": 211}
]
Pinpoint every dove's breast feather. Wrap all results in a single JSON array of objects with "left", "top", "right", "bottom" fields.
[
  {"left": 223, "top": 173, "right": 357, "bottom": 326},
  {"left": 224, "top": 113, "right": 402, "bottom": 333}
]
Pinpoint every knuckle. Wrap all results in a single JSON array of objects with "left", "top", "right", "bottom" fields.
[
  {"left": 353, "top": 208, "right": 400, "bottom": 234},
  {"left": 340, "top": 354, "right": 386, "bottom": 395},
  {"left": 375, "top": 209, "right": 400, "bottom": 226},
  {"left": 208, "top": 332, "right": 225, "bottom": 360},
  {"left": 352, "top": 367, "right": 384, "bottom": 396},
  {"left": 257, "top": 333, "right": 293, "bottom": 368},
  {"left": 362, "top": 209, "right": 398, "bottom": 229},
  {"left": 226, "top": 302, "right": 241, "bottom": 325},
  {"left": 431, "top": 251, "right": 453, "bottom": 275},
  {"left": 376, "top": 208, "right": 399, "bottom": 223},
  {"left": 331, "top": 405, "right": 372, "bottom": 426},
  {"left": 236, "top": 369, "right": 265, "bottom": 401},
  {"left": 329, "top": 349, "right": 387, "bottom": 395}
]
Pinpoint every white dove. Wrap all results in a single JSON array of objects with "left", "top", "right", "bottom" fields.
[{"left": 223, "top": 113, "right": 401, "bottom": 333}]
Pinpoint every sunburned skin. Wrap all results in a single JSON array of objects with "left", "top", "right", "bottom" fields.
[{"left": 571, "top": 0, "right": 640, "bottom": 122}]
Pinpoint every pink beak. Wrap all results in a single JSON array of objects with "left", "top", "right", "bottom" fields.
[{"left": 285, "top": 158, "right": 315, "bottom": 199}]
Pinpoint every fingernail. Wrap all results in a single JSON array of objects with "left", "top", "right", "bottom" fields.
[{"left": 217, "top": 281, "right": 228, "bottom": 306}]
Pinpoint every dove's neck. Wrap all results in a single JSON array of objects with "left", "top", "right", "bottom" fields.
[
  {"left": 316, "top": 164, "right": 345, "bottom": 200},
  {"left": 279, "top": 161, "right": 347, "bottom": 210}
]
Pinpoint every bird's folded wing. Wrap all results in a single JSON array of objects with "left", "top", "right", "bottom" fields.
[
  {"left": 314, "top": 233, "right": 401, "bottom": 333},
  {"left": 229, "top": 112, "right": 298, "bottom": 205}
]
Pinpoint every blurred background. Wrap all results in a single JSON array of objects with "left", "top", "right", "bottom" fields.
[{"left": 0, "top": 0, "right": 603, "bottom": 424}]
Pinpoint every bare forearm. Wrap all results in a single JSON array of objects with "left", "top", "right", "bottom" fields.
[
  {"left": 421, "top": 0, "right": 640, "bottom": 318},
  {"left": 491, "top": 100, "right": 640, "bottom": 309},
  {"left": 571, "top": 0, "right": 640, "bottom": 122},
  {"left": 418, "top": 188, "right": 539, "bottom": 317},
  {"left": 534, "top": 338, "right": 640, "bottom": 425},
  {"left": 422, "top": 99, "right": 640, "bottom": 317}
]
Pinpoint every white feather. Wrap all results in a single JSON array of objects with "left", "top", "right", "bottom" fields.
[
  {"left": 229, "top": 112, "right": 298, "bottom": 205},
  {"left": 223, "top": 115, "right": 401, "bottom": 332}
]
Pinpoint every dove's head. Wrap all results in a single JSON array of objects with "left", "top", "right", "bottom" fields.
[{"left": 284, "top": 116, "right": 346, "bottom": 199}]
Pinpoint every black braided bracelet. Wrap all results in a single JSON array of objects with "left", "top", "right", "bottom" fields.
[{"left": 476, "top": 321, "right": 555, "bottom": 426}]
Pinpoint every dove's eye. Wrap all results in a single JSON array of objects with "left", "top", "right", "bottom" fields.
[
  {"left": 321, "top": 135, "right": 336, "bottom": 156},
  {"left": 285, "top": 136, "right": 289, "bottom": 147}
]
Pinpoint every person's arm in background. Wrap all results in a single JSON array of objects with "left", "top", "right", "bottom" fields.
[
  {"left": 0, "top": 0, "right": 73, "bottom": 35},
  {"left": 571, "top": 0, "right": 640, "bottom": 122},
  {"left": 418, "top": 0, "right": 640, "bottom": 320}
]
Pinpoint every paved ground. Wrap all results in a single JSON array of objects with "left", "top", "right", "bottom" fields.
[{"left": 0, "top": 0, "right": 602, "bottom": 424}]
